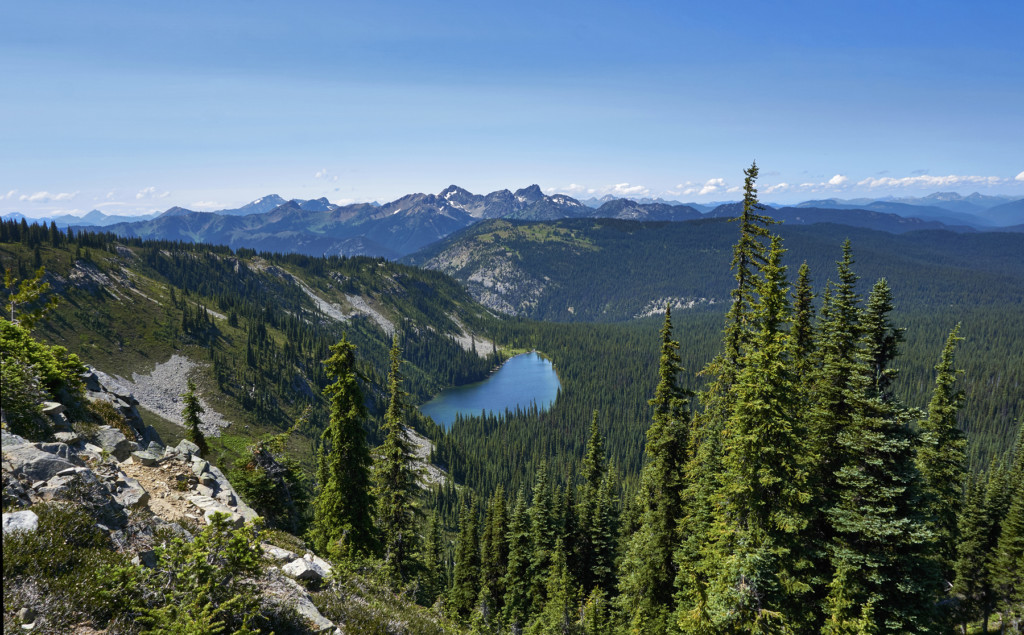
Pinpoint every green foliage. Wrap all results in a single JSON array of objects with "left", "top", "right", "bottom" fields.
[
  {"left": 181, "top": 378, "right": 210, "bottom": 457},
  {"left": 3, "top": 266, "right": 60, "bottom": 330},
  {"left": 2, "top": 503, "right": 140, "bottom": 631},
  {"left": 449, "top": 492, "right": 481, "bottom": 620},
  {"left": 229, "top": 414, "right": 311, "bottom": 534},
  {"left": 138, "top": 513, "right": 263, "bottom": 635},
  {"left": 1, "top": 315, "right": 85, "bottom": 439},
  {"left": 373, "top": 336, "right": 420, "bottom": 583}
]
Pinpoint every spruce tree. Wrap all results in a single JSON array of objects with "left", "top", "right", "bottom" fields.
[
  {"left": 309, "top": 335, "right": 375, "bottom": 559},
  {"left": 704, "top": 235, "right": 813, "bottom": 632},
  {"left": 181, "top": 378, "right": 209, "bottom": 458},
  {"left": 503, "top": 490, "right": 534, "bottom": 630},
  {"left": 450, "top": 492, "right": 481, "bottom": 619},
  {"left": 952, "top": 472, "right": 994, "bottom": 632},
  {"left": 791, "top": 261, "right": 816, "bottom": 376},
  {"left": 422, "top": 510, "right": 448, "bottom": 606},
  {"left": 618, "top": 307, "right": 690, "bottom": 634},
  {"left": 372, "top": 336, "right": 419, "bottom": 582},
  {"left": 916, "top": 324, "right": 967, "bottom": 589},
  {"left": 577, "top": 412, "right": 613, "bottom": 595},
  {"left": 479, "top": 486, "right": 509, "bottom": 625},
  {"left": 990, "top": 424, "right": 1024, "bottom": 631},
  {"left": 529, "top": 462, "right": 559, "bottom": 610},
  {"left": 824, "top": 276, "right": 937, "bottom": 633},
  {"left": 526, "top": 538, "right": 581, "bottom": 635}
]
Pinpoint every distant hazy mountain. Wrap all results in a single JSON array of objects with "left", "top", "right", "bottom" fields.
[
  {"left": 214, "top": 194, "right": 289, "bottom": 216},
  {"left": 58, "top": 185, "right": 1018, "bottom": 259},
  {"left": 0, "top": 209, "right": 161, "bottom": 227}
]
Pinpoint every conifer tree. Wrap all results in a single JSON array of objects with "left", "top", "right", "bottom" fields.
[
  {"left": 990, "top": 424, "right": 1024, "bottom": 631},
  {"left": 916, "top": 324, "right": 967, "bottom": 588},
  {"left": 704, "top": 235, "right": 812, "bottom": 632},
  {"left": 450, "top": 492, "right": 482, "bottom": 619},
  {"left": 618, "top": 307, "right": 690, "bottom": 634},
  {"left": 373, "top": 336, "right": 419, "bottom": 582},
  {"left": 309, "top": 335, "right": 375, "bottom": 559},
  {"left": 526, "top": 538, "right": 581, "bottom": 635},
  {"left": 181, "top": 378, "right": 210, "bottom": 458},
  {"left": 503, "top": 490, "right": 534, "bottom": 630},
  {"left": 952, "top": 472, "right": 994, "bottom": 632},
  {"left": 791, "top": 261, "right": 816, "bottom": 376},
  {"left": 576, "top": 412, "right": 612, "bottom": 594},
  {"left": 479, "top": 485, "right": 509, "bottom": 625},
  {"left": 422, "top": 510, "right": 447, "bottom": 605},
  {"left": 824, "top": 276, "right": 936, "bottom": 633},
  {"left": 723, "top": 161, "right": 778, "bottom": 367},
  {"left": 529, "top": 462, "right": 559, "bottom": 611}
]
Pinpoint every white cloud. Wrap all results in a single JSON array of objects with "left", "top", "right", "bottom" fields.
[
  {"left": 764, "top": 182, "right": 790, "bottom": 194},
  {"left": 1016, "top": 170, "right": 1024, "bottom": 182},
  {"left": 2, "top": 189, "right": 16, "bottom": 200},
  {"left": 19, "top": 191, "right": 79, "bottom": 202},
  {"left": 611, "top": 182, "right": 650, "bottom": 196},
  {"left": 315, "top": 169, "right": 328, "bottom": 179},
  {"left": 699, "top": 178, "right": 726, "bottom": 196},
  {"left": 857, "top": 174, "right": 1005, "bottom": 189},
  {"left": 828, "top": 174, "right": 849, "bottom": 186},
  {"left": 726, "top": 186, "right": 742, "bottom": 193}
]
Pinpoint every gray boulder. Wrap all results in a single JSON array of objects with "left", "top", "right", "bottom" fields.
[
  {"left": 3, "top": 444, "right": 76, "bottom": 481},
  {"left": 131, "top": 451, "right": 159, "bottom": 467},
  {"left": 176, "top": 439, "right": 201, "bottom": 457},
  {"left": 115, "top": 476, "right": 150, "bottom": 509},
  {"left": 2, "top": 510, "right": 38, "bottom": 535},
  {"left": 282, "top": 557, "right": 328, "bottom": 582},
  {"left": 141, "top": 425, "right": 163, "bottom": 448},
  {"left": 261, "top": 543, "right": 299, "bottom": 563},
  {"left": 262, "top": 570, "right": 337, "bottom": 633},
  {"left": 95, "top": 427, "right": 132, "bottom": 462}
]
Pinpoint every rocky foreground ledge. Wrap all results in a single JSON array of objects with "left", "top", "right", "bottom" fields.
[{"left": 2, "top": 371, "right": 342, "bottom": 634}]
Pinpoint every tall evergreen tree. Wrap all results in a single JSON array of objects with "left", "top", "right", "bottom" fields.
[
  {"left": 181, "top": 378, "right": 209, "bottom": 458},
  {"left": 577, "top": 412, "right": 616, "bottom": 595},
  {"left": 529, "top": 462, "right": 559, "bottom": 611},
  {"left": 916, "top": 324, "right": 967, "bottom": 589},
  {"left": 791, "top": 261, "right": 816, "bottom": 376},
  {"left": 479, "top": 485, "right": 510, "bottom": 625},
  {"left": 503, "top": 490, "right": 534, "bottom": 630},
  {"left": 952, "top": 472, "right": 994, "bottom": 633},
  {"left": 704, "top": 235, "right": 813, "bottom": 632},
  {"left": 990, "top": 424, "right": 1024, "bottom": 631},
  {"left": 824, "top": 276, "right": 937, "bottom": 633},
  {"left": 421, "top": 510, "right": 448, "bottom": 606},
  {"left": 372, "top": 336, "right": 419, "bottom": 582},
  {"left": 526, "top": 538, "right": 581, "bottom": 635},
  {"left": 309, "top": 335, "right": 376, "bottom": 559},
  {"left": 618, "top": 307, "right": 690, "bottom": 634},
  {"left": 450, "top": 492, "right": 482, "bottom": 619}
]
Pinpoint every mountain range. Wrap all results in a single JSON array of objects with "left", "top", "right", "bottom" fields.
[{"left": 4, "top": 186, "right": 1021, "bottom": 259}]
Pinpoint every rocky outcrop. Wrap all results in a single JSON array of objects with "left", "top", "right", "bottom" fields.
[{"left": 2, "top": 509, "right": 39, "bottom": 535}]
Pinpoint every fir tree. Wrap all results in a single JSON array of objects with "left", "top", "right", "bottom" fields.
[
  {"left": 916, "top": 324, "right": 967, "bottom": 589},
  {"left": 576, "top": 412, "right": 618, "bottom": 596},
  {"left": 450, "top": 492, "right": 481, "bottom": 619},
  {"left": 529, "top": 462, "right": 559, "bottom": 611},
  {"left": 791, "top": 261, "right": 816, "bottom": 376},
  {"left": 952, "top": 472, "right": 994, "bottom": 633},
  {"left": 824, "top": 276, "right": 937, "bottom": 633},
  {"left": 181, "top": 378, "right": 209, "bottom": 458},
  {"left": 308, "top": 335, "right": 375, "bottom": 559},
  {"left": 990, "top": 424, "right": 1024, "bottom": 631},
  {"left": 421, "top": 510, "right": 448, "bottom": 606},
  {"left": 479, "top": 485, "right": 509, "bottom": 625},
  {"left": 373, "top": 336, "right": 419, "bottom": 583},
  {"left": 618, "top": 307, "right": 690, "bottom": 634},
  {"left": 526, "top": 538, "right": 581, "bottom": 635},
  {"left": 704, "top": 235, "right": 812, "bottom": 632},
  {"left": 503, "top": 490, "right": 534, "bottom": 630}
]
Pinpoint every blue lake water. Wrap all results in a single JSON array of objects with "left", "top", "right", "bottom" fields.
[{"left": 418, "top": 352, "right": 561, "bottom": 429}]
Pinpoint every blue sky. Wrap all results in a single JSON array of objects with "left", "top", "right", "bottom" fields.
[{"left": 2, "top": 0, "right": 1022, "bottom": 216}]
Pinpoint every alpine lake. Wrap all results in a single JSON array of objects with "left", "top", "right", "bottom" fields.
[{"left": 418, "top": 351, "right": 561, "bottom": 429}]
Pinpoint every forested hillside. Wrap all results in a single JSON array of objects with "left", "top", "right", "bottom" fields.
[
  {"left": 0, "top": 220, "right": 502, "bottom": 465},
  {"left": 408, "top": 217, "right": 1024, "bottom": 322}
]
